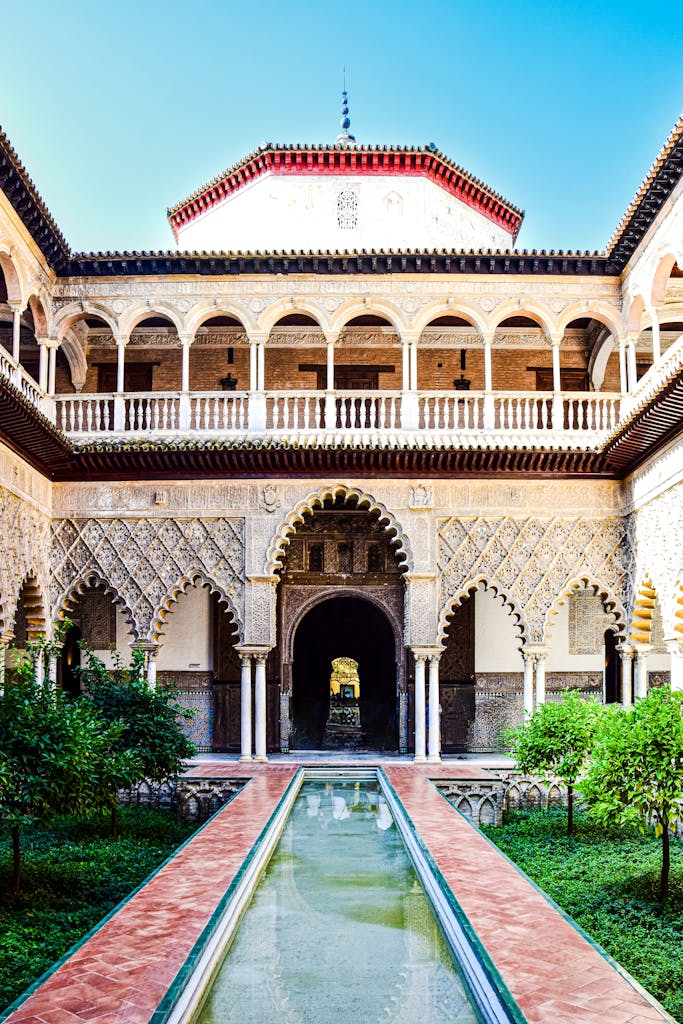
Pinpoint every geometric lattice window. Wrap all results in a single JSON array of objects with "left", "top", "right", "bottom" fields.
[
  {"left": 308, "top": 543, "right": 324, "bottom": 573},
  {"left": 367, "top": 544, "right": 383, "bottom": 572},
  {"left": 337, "top": 189, "right": 358, "bottom": 229}
]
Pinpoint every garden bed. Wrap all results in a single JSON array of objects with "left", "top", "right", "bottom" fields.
[
  {"left": 481, "top": 809, "right": 683, "bottom": 1021},
  {"left": 0, "top": 807, "right": 196, "bottom": 1013}
]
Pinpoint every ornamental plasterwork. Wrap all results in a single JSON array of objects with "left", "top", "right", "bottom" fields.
[
  {"left": 51, "top": 481, "right": 257, "bottom": 516},
  {"left": 0, "top": 486, "right": 51, "bottom": 633},
  {"left": 629, "top": 482, "right": 683, "bottom": 637},
  {"left": 437, "top": 515, "right": 631, "bottom": 644},
  {"left": 50, "top": 517, "right": 245, "bottom": 642}
]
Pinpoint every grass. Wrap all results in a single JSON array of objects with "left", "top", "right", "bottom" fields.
[
  {"left": 481, "top": 809, "right": 683, "bottom": 1021},
  {"left": 0, "top": 808, "right": 196, "bottom": 1014}
]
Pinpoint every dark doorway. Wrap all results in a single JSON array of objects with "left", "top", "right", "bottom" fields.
[
  {"left": 292, "top": 596, "right": 397, "bottom": 750},
  {"left": 58, "top": 623, "right": 82, "bottom": 697},
  {"left": 604, "top": 629, "right": 620, "bottom": 703}
]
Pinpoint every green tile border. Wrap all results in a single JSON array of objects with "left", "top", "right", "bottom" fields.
[
  {"left": 0, "top": 777, "right": 252, "bottom": 1023},
  {"left": 436, "top": 786, "right": 677, "bottom": 1024},
  {"left": 150, "top": 767, "right": 303, "bottom": 1024},
  {"left": 378, "top": 769, "right": 528, "bottom": 1024}
]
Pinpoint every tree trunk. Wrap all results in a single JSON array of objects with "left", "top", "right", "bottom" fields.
[
  {"left": 110, "top": 805, "right": 118, "bottom": 840},
  {"left": 11, "top": 825, "right": 21, "bottom": 894},
  {"left": 567, "top": 784, "right": 574, "bottom": 836},
  {"left": 659, "top": 817, "right": 670, "bottom": 901}
]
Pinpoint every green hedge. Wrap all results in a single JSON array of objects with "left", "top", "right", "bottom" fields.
[
  {"left": 481, "top": 809, "right": 683, "bottom": 1021},
  {"left": 0, "top": 808, "right": 196, "bottom": 1012}
]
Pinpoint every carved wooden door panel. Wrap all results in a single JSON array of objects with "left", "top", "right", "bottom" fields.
[
  {"left": 439, "top": 683, "right": 475, "bottom": 752},
  {"left": 213, "top": 681, "right": 241, "bottom": 751}
]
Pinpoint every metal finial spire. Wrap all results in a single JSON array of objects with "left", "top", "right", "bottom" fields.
[{"left": 336, "top": 71, "right": 356, "bottom": 145}]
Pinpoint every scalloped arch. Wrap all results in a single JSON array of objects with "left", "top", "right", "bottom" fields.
[
  {"left": 541, "top": 574, "right": 626, "bottom": 644},
  {"left": 630, "top": 576, "right": 658, "bottom": 644},
  {"left": 14, "top": 571, "right": 47, "bottom": 638},
  {"left": 264, "top": 485, "right": 413, "bottom": 576},
  {"left": 150, "top": 571, "right": 243, "bottom": 644},
  {"left": 54, "top": 570, "right": 137, "bottom": 641},
  {"left": 437, "top": 576, "right": 527, "bottom": 645}
]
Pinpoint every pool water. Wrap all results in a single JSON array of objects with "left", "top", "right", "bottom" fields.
[{"left": 195, "top": 780, "right": 482, "bottom": 1023}]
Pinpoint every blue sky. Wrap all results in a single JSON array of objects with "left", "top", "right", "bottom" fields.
[{"left": 2, "top": 0, "right": 681, "bottom": 253}]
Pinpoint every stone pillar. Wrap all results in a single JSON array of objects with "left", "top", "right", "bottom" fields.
[
  {"left": 400, "top": 334, "right": 419, "bottom": 430},
  {"left": 409, "top": 340, "right": 418, "bottom": 390},
  {"left": 413, "top": 652, "right": 427, "bottom": 763},
  {"left": 616, "top": 643, "right": 634, "bottom": 705},
  {"left": 257, "top": 341, "right": 265, "bottom": 391},
  {"left": 326, "top": 338, "right": 335, "bottom": 390},
  {"left": 665, "top": 638, "right": 683, "bottom": 692},
  {"left": 427, "top": 653, "right": 441, "bottom": 763},
  {"left": 47, "top": 344, "right": 57, "bottom": 395},
  {"left": 239, "top": 652, "right": 253, "bottom": 761},
  {"left": 247, "top": 332, "right": 267, "bottom": 431},
  {"left": 254, "top": 653, "right": 268, "bottom": 762},
  {"left": 483, "top": 335, "right": 493, "bottom": 392},
  {"left": 522, "top": 650, "right": 536, "bottom": 718},
  {"left": 249, "top": 341, "right": 258, "bottom": 391},
  {"left": 47, "top": 653, "right": 57, "bottom": 688},
  {"left": 324, "top": 331, "right": 337, "bottom": 427},
  {"left": 534, "top": 651, "right": 547, "bottom": 706},
  {"left": 647, "top": 305, "right": 661, "bottom": 364},
  {"left": 633, "top": 644, "right": 651, "bottom": 700},
  {"left": 37, "top": 337, "right": 49, "bottom": 391},
  {"left": 627, "top": 334, "right": 638, "bottom": 391},
  {"left": 116, "top": 337, "right": 126, "bottom": 392},
  {"left": 10, "top": 304, "right": 21, "bottom": 363},
  {"left": 551, "top": 336, "right": 562, "bottom": 392},
  {"left": 402, "top": 337, "right": 410, "bottom": 390},
  {"left": 180, "top": 333, "right": 191, "bottom": 391},
  {"left": 618, "top": 337, "right": 628, "bottom": 394},
  {"left": 0, "top": 631, "right": 13, "bottom": 695},
  {"left": 34, "top": 647, "right": 45, "bottom": 688}
]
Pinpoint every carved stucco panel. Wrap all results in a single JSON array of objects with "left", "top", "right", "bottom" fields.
[
  {"left": 0, "top": 486, "right": 51, "bottom": 633},
  {"left": 50, "top": 517, "right": 245, "bottom": 642},
  {"left": 244, "top": 578, "right": 277, "bottom": 647},
  {"left": 629, "top": 480, "right": 683, "bottom": 636},
  {"left": 437, "top": 515, "right": 631, "bottom": 643},
  {"left": 404, "top": 576, "right": 438, "bottom": 646}
]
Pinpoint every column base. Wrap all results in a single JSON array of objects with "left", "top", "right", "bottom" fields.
[
  {"left": 238, "top": 754, "right": 253, "bottom": 762},
  {"left": 253, "top": 754, "right": 269, "bottom": 763},
  {"left": 413, "top": 755, "right": 428, "bottom": 764},
  {"left": 426, "top": 754, "right": 442, "bottom": 763}
]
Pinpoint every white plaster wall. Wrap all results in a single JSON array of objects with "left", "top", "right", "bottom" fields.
[
  {"left": 474, "top": 589, "right": 522, "bottom": 672},
  {"left": 176, "top": 173, "right": 512, "bottom": 253},
  {"left": 157, "top": 585, "right": 213, "bottom": 671}
]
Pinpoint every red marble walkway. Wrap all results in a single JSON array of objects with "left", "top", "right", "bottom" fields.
[
  {"left": 3, "top": 762, "right": 671, "bottom": 1024},
  {"left": 385, "top": 766, "right": 669, "bottom": 1024},
  {"left": 3, "top": 766, "right": 295, "bottom": 1024}
]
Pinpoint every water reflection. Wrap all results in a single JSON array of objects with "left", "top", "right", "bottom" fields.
[{"left": 196, "top": 781, "right": 481, "bottom": 1024}]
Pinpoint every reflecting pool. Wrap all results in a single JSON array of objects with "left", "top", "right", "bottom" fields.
[{"left": 195, "top": 780, "right": 482, "bottom": 1023}]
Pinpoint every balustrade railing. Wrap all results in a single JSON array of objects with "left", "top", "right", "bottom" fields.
[
  {"left": 266, "top": 391, "right": 325, "bottom": 431},
  {"left": 419, "top": 392, "right": 484, "bottom": 430},
  {"left": 189, "top": 392, "right": 248, "bottom": 432}
]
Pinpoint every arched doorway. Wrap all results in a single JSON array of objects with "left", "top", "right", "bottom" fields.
[{"left": 291, "top": 595, "right": 397, "bottom": 751}]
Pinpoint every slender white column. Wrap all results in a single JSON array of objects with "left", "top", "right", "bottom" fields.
[
  {"left": 409, "top": 341, "right": 418, "bottom": 390},
  {"left": 427, "top": 655, "right": 441, "bottom": 763},
  {"left": 37, "top": 339, "right": 49, "bottom": 390},
  {"left": 48, "top": 345, "right": 57, "bottom": 395},
  {"left": 146, "top": 646, "right": 158, "bottom": 689},
  {"left": 181, "top": 335, "right": 191, "bottom": 391},
  {"left": 534, "top": 654, "right": 546, "bottom": 706},
  {"left": 116, "top": 338, "right": 126, "bottom": 392},
  {"left": 47, "top": 653, "right": 57, "bottom": 688},
  {"left": 326, "top": 340, "right": 335, "bottom": 390},
  {"left": 34, "top": 648, "right": 45, "bottom": 688},
  {"left": 665, "top": 639, "right": 683, "bottom": 691},
  {"left": 648, "top": 306, "right": 661, "bottom": 364},
  {"left": 627, "top": 335, "right": 638, "bottom": 391},
  {"left": 257, "top": 342, "right": 265, "bottom": 391},
  {"left": 402, "top": 339, "right": 410, "bottom": 390},
  {"left": 0, "top": 632, "right": 12, "bottom": 696},
  {"left": 249, "top": 342, "right": 258, "bottom": 391},
  {"left": 617, "top": 643, "right": 634, "bottom": 705},
  {"left": 522, "top": 651, "right": 535, "bottom": 718},
  {"left": 483, "top": 336, "right": 493, "bottom": 392},
  {"left": 254, "top": 653, "right": 268, "bottom": 761},
  {"left": 413, "top": 653, "right": 427, "bottom": 763},
  {"left": 11, "top": 306, "right": 21, "bottom": 362},
  {"left": 618, "top": 338, "right": 628, "bottom": 394},
  {"left": 633, "top": 644, "right": 651, "bottom": 699},
  {"left": 551, "top": 338, "right": 561, "bottom": 392},
  {"left": 239, "top": 653, "right": 253, "bottom": 761}
]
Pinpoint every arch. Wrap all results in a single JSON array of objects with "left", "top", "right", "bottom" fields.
[
  {"left": 150, "top": 570, "right": 243, "bottom": 644},
  {"left": 0, "top": 250, "right": 22, "bottom": 305},
  {"left": 557, "top": 302, "right": 623, "bottom": 341},
  {"left": 26, "top": 293, "right": 48, "bottom": 337},
  {"left": 478, "top": 797, "right": 497, "bottom": 826},
  {"left": 411, "top": 300, "right": 488, "bottom": 339},
  {"left": 58, "top": 328, "right": 88, "bottom": 391},
  {"left": 119, "top": 302, "right": 185, "bottom": 338},
  {"left": 438, "top": 577, "right": 526, "bottom": 646},
  {"left": 625, "top": 292, "right": 646, "bottom": 335},
  {"left": 651, "top": 252, "right": 680, "bottom": 306},
  {"left": 630, "top": 576, "right": 658, "bottom": 644},
  {"left": 489, "top": 300, "right": 557, "bottom": 339},
  {"left": 55, "top": 570, "right": 137, "bottom": 641},
  {"left": 282, "top": 584, "right": 404, "bottom": 665},
  {"left": 13, "top": 572, "right": 47, "bottom": 639},
  {"left": 265, "top": 485, "right": 413, "bottom": 576},
  {"left": 54, "top": 302, "right": 119, "bottom": 341},
  {"left": 257, "top": 298, "right": 330, "bottom": 335},
  {"left": 541, "top": 574, "right": 626, "bottom": 644},
  {"left": 588, "top": 331, "right": 616, "bottom": 392},
  {"left": 330, "top": 297, "right": 404, "bottom": 335},
  {"left": 185, "top": 301, "right": 255, "bottom": 338}
]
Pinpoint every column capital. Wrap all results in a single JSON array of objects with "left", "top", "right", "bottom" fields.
[
  {"left": 7, "top": 299, "right": 24, "bottom": 314},
  {"left": 481, "top": 331, "right": 495, "bottom": 347},
  {"left": 35, "top": 335, "right": 58, "bottom": 350},
  {"left": 522, "top": 643, "right": 549, "bottom": 660},
  {"left": 178, "top": 332, "right": 193, "bottom": 347},
  {"left": 133, "top": 640, "right": 160, "bottom": 654},
  {"left": 247, "top": 330, "right": 268, "bottom": 346},
  {"left": 626, "top": 331, "right": 640, "bottom": 347},
  {"left": 323, "top": 330, "right": 338, "bottom": 346},
  {"left": 399, "top": 331, "right": 420, "bottom": 346},
  {"left": 548, "top": 332, "right": 564, "bottom": 348},
  {"left": 633, "top": 642, "right": 653, "bottom": 656},
  {"left": 616, "top": 642, "right": 635, "bottom": 658},
  {"left": 238, "top": 644, "right": 273, "bottom": 658}
]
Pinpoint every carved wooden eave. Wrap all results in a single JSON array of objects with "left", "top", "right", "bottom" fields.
[
  {"left": 0, "top": 381, "right": 73, "bottom": 476},
  {"left": 602, "top": 368, "right": 683, "bottom": 472}
]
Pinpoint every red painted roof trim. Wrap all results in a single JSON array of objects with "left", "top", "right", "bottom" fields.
[{"left": 168, "top": 148, "right": 523, "bottom": 241}]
